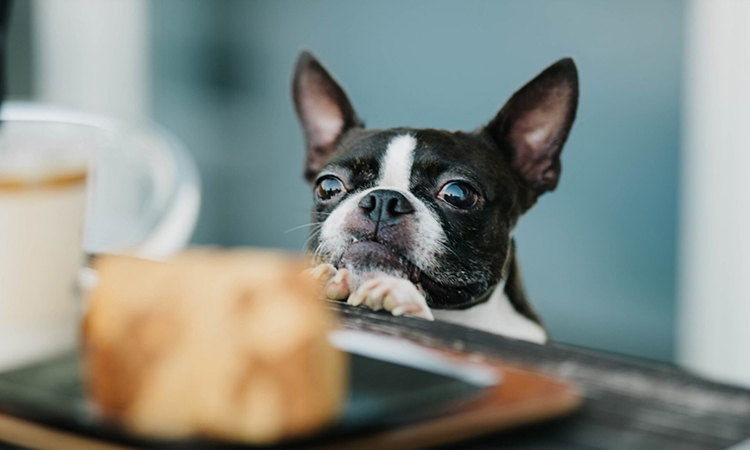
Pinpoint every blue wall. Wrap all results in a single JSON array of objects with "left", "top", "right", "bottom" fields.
[{"left": 152, "top": 0, "right": 683, "bottom": 361}]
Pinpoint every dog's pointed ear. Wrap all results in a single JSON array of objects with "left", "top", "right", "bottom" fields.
[
  {"left": 293, "top": 51, "right": 362, "bottom": 183},
  {"left": 487, "top": 58, "right": 578, "bottom": 194}
]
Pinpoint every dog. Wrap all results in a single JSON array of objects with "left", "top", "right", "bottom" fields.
[{"left": 293, "top": 51, "right": 578, "bottom": 343}]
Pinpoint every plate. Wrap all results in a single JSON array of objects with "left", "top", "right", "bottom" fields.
[
  {"left": 0, "top": 333, "right": 494, "bottom": 449},
  {"left": 0, "top": 331, "right": 580, "bottom": 450}
]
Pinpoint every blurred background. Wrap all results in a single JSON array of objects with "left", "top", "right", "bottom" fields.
[{"left": 4, "top": 0, "right": 747, "bottom": 384}]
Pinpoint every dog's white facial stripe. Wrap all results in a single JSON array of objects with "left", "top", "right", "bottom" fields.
[{"left": 379, "top": 134, "right": 416, "bottom": 190}]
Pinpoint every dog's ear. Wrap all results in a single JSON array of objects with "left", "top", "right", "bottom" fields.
[
  {"left": 293, "top": 51, "right": 362, "bottom": 183},
  {"left": 486, "top": 58, "right": 578, "bottom": 194}
]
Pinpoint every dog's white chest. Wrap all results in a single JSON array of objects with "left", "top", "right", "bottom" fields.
[{"left": 432, "top": 287, "right": 547, "bottom": 343}]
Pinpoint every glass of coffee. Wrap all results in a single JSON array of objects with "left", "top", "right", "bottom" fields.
[{"left": 0, "top": 104, "right": 200, "bottom": 370}]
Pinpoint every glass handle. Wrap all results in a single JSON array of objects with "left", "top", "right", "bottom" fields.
[{"left": 130, "top": 125, "right": 200, "bottom": 259}]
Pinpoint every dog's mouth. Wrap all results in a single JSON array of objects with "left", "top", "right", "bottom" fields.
[
  {"left": 336, "top": 240, "right": 488, "bottom": 309},
  {"left": 338, "top": 240, "right": 421, "bottom": 283}
]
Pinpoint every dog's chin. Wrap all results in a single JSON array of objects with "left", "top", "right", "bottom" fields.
[{"left": 338, "top": 241, "right": 421, "bottom": 283}]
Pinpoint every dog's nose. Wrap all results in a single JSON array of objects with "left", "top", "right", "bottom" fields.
[{"left": 358, "top": 189, "right": 415, "bottom": 225}]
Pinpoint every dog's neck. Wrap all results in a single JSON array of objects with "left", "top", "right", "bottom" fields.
[{"left": 432, "top": 280, "right": 547, "bottom": 343}]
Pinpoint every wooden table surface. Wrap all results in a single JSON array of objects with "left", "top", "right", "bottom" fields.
[
  {"left": 332, "top": 303, "right": 750, "bottom": 450},
  {"left": 0, "top": 302, "right": 747, "bottom": 450}
]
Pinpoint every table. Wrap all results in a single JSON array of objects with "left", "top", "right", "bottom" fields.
[
  {"left": 333, "top": 303, "right": 750, "bottom": 450},
  {"left": 0, "top": 302, "right": 747, "bottom": 450}
]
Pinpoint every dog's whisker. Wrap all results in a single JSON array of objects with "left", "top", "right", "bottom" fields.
[
  {"left": 285, "top": 222, "right": 323, "bottom": 234},
  {"left": 436, "top": 239, "right": 461, "bottom": 260},
  {"left": 302, "top": 229, "right": 320, "bottom": 245},
  {"left": 301, "top": 228, "right": 323, "bottom": 253}
]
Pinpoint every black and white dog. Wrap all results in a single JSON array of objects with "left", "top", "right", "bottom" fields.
[{"left": 293, "top": 51, "right": 578, "bottom": 343}]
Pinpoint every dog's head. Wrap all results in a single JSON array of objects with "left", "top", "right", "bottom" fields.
[{"left": 293, "top": 51, "right": 578, "bottom": 309}]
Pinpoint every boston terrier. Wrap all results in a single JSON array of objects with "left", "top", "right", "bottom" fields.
[{"left": 293, "top": 51, "right": 578, "bottom": 343}]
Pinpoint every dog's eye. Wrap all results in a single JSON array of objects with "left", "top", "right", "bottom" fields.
[
  {"left": 316, "top": 176, "right": 345, "bottom": 200},
  {"left": 438, "top": 181, "right": 478, "bottom": 209}
]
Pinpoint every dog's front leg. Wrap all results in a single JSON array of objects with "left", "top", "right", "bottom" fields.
[
  {"left": 348, "top": 276, "right": 434, "bottom": 321},
  {"left": 307, "top": 265, "right": 434, "bottom": 320}
]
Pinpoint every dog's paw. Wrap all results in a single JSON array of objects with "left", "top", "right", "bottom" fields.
[
  {"left": 348, "top": 276, "right": 434, "bottom": 321},
  {"left": 305, "top": 263, "right": 354, "bottom": 301}
]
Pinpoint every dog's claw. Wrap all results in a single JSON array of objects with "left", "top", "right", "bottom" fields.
[
  {"left": 306, "top": 263, "right": 337, "bottom": 284},
  {"left": 391, "top": 301, "right": 434, "bottom": 320},
  {"left": 347, "top": 282, "right": 368, "bottom": 306}
]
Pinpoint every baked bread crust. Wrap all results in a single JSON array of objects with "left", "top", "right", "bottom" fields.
[{"left": 82, "top": 249, "right": 347, "bottom": 444}]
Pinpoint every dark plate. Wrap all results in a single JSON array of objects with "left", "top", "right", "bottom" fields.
[{"left": 0, "top": 333, "right": 496, "bottom": 449}]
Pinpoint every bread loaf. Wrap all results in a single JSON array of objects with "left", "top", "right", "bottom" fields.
[{"left": 82, "top": 249, "right": 347, "bottom": 444}]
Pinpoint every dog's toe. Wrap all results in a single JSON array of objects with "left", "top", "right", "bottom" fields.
[
  {"left": 325, "top": 268, "right": 353, "bottom": 300},
  {"left": 306, "top": 264, "right": 354, "bottom": 301},
  {"left": 306, "top": 263, "right": 337, "bottom": 284},
  {"left": 348, "top": 278, "right": 381, "bottom": 308}
]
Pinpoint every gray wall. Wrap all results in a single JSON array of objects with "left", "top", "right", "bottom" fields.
[{"left": 152, "top": 0, "right": 683, "bottom": 361}]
